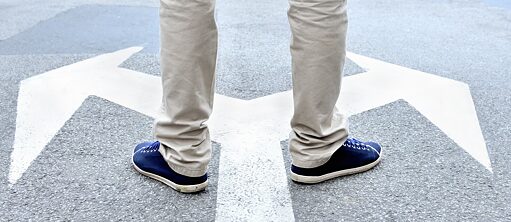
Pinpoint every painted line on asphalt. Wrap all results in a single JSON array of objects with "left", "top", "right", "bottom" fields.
[
  {"left": 344, "top": 52, "right": 492, "bottom": 172},
  {"left": 8, "top": 47, "right": 492, "bottom": 221},
  {"left": 208, "top": 92, "right": 295, "bottom": 221}
]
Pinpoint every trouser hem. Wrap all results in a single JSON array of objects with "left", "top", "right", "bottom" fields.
[
  {"left": 291, "top": 158, "right": 330, "bottom": 169},
  {"left": 167, "top": 162, "right": 208, "bottom": 178},
  {"left": 290, "top": 136, "right": 347, "bottom": 168}
]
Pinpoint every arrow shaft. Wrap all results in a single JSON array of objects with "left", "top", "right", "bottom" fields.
[{"left": 215, "top": 130, "right": 295, "bottom": 221}]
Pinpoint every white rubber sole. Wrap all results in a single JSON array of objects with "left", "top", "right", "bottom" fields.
[
  {"left": 131, "top": 158, "right": 208, "bottom": 193},
  {"left": 290, "top": 148, "right": 383, "bottom": 184}
]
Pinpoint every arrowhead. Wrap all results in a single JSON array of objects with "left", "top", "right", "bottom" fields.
[
  {"left": 344, "top": 52, "right": 492, "bottom": 172},
  {"left": 9, "top": 47, "right": 144, "bottom": 185}
]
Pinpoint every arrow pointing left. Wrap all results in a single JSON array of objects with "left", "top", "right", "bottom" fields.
[
  {"left": 9, "top": 47, "right": 295, "bottom": 219},
  {"left": 8, "top": 47, "right": 160, "bottom": 184}
]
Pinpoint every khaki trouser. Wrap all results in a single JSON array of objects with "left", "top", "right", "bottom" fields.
[{"left": 154, "top": 0, "right": 349, "bottom": 177}]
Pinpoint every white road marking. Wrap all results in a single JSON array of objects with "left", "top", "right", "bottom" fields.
[
  {"left": 344, "top": 52, "right": 492, "bottom": 172},
  {"left": 208, "top": 91, "right": 295, "bottom": 221},
  {"left": 9, "top": 47, "right": 295, "bottom": 221},
  {"left": 8, "top": 47, "right": 492, "bottom": 221},
  {"left": 9, "top": 47, "right": 161, "bottom": 185}
]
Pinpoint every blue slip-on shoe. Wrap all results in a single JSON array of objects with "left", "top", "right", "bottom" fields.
[
  {"left": 132, "top": 141, "right": 208, "bottom": 193},
  {"left": 290, "top": 137, "right": 383, "bottom": 184}
]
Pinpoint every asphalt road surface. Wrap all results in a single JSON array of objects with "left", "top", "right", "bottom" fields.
[{"left": 1, "top": 0, "right": 510, "bottom": 221}]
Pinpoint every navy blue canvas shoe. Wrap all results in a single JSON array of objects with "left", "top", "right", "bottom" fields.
[
  {"left": 290, "top": 138, "right": 383, "bottom": 184},
  {"left": 132, "top": 141, "right": 208, "bottom": 193}
]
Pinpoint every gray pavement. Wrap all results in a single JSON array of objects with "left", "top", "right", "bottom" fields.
[{"left": 1, "top": 0, "right": 511, "bottom": 221}]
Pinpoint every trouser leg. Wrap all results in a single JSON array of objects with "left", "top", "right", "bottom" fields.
[
  {"left": 287, "top": 0, "right": 349, "bottom": 168},
  {"left": 154, "top": 0, "right": 218, "bottom": 177}
]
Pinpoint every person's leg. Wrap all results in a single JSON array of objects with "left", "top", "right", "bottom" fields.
[
  {"left": 287, "top": 0, "right": 349, "bottom": 169},
  {"left": 287, "top": 0, "right": 382, "bottom": 184},
  {"left": 153, "top": 0, "right": 218, "bottom": 177}
]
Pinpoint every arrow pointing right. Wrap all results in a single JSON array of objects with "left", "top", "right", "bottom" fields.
[{"left": 341, "top": 52, "right": 492, "bottom": 172}]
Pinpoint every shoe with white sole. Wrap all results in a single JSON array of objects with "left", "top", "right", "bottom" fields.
[
  {"left": 132, "top": 141, "right": 208, "bottom": 193},
  {"left": 290, "top": 137, "right": 382, "bottom": 184}
]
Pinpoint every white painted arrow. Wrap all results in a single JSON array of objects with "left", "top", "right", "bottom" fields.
[
  {"left": 9, "top": 47, "right": 491, "bottom": 221},
  {"left": 343, "top": 52, "right": 492, "bottom": 173},
  {"left": 9, "top": 47, "right": 160, "bottom": 185}
]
